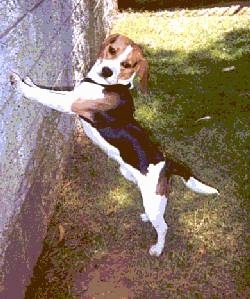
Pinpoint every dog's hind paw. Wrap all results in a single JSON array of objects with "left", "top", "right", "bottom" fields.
[{"left": 149, "top": 244, "right": 163, "bottom": 257}]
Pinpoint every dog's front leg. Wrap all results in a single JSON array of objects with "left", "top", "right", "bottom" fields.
[{"left": 10, "top": 73, "right": 76, "bottom": 114}]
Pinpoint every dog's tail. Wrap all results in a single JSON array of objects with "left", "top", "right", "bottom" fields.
[
  {"left": 182, "top": 176, "right": 219, "bottom": 194},
  {"left": 160, "top": 159, "right": 219, "bottom": 195}
]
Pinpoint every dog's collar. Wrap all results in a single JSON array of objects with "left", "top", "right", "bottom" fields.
[{"left": 82, "top": 77, "right": 131, "bottom": 89}]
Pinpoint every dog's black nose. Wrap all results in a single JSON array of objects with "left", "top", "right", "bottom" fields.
[{"left": 101, "top": 67, "right": 113, "bottom": 78}]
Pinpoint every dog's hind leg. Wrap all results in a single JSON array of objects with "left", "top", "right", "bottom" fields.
[{"left": 140, "top": 185, "right": 168, "bottom": 256}]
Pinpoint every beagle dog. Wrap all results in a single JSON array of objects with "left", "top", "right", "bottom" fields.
[{"left": 10, "top": 34, "right": 219, "bottom": 256}]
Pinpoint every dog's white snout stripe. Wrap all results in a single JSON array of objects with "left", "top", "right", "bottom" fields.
[{"left": 87, "top": 45, "right": 134, "bottom": 85}]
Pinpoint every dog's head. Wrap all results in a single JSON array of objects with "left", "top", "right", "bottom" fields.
[{"left": 87, "top": 34, "right": 149, "bottom": 93}]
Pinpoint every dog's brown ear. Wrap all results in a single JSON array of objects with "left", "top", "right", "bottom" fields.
[
  {"left": 136, "top": 58, "right": 149, "bottom": 94},
  {"left": 98, "top": 34, "right": 120, "bottom": 56}
]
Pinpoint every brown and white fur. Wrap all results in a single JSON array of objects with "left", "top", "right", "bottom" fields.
[{"left": 10, "top": 34, "right": 219, "bottom": 257}]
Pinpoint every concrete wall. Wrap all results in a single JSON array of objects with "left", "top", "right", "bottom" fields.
[{"left": 0, "top": 0, "right": 116, "bottom": 298}]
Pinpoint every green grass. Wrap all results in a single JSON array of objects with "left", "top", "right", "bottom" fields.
[{"left": 26, "top": 10, "right": 249, "bottom": 298}]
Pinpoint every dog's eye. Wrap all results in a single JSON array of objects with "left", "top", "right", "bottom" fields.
[
  {"left": 121, "top": 61, "right": 132, "bottom": 69},
  {"left": 109, "top": 46, "right": 116, "bottom": 55}
]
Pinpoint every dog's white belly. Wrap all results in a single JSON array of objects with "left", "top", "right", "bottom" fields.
[{"left": 80, "top": 119, "right": 142, "bottom": 183}]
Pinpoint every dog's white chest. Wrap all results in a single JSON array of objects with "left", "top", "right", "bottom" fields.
[{"left": 74, "top": 82, "right": 104, "bottom": 100}]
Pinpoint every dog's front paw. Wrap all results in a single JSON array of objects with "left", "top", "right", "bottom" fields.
[
  {"left": 23, "top": 76, "right": 35, "bottom": 87},
  {"left": 10, "top": 72, "right": 22, "bottom": 87},
  {"left": 149, "top": 244, "right": 163, "bottom": 257}
]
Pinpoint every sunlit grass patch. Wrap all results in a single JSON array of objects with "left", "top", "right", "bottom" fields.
[
  {"left": 180, "top": 203, "right": 238, "bottom": 250},
  {"left": 114, "top": 13, "right": 250, "bottom": 58},
  {"left": 108, "top": 182, "right": 134, "bottom": 208}
]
